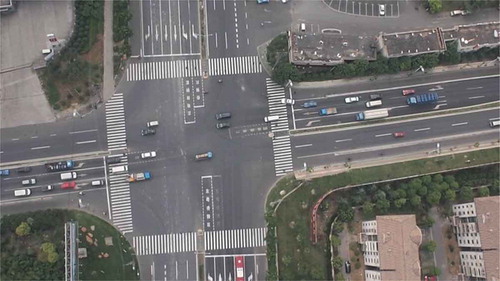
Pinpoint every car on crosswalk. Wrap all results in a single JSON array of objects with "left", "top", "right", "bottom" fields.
[{"left": 280, "top": 98, "right": 295, "bottom": 105}]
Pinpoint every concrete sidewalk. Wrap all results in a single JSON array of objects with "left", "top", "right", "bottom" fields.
[{"left": 294, "top": 140, "right": 499, "bottom": 180}]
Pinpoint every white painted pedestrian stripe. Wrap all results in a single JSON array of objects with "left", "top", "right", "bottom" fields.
[
  {"left": 132, "top": 232, "right": 198, "bottom": 255},
  {"left": 105, "top": 93, "right": 133, "bottom": 234},
  {"left": 126, "top": 59, "right": 202, "bottom": 81},
  {"left": 204, "top": 227, "right": 267, "bottom": 251},
  {"left": 266, "top": 78, "right": 293, "bottom": 176},
  {"left": 208, "top": 56, "right": 262, "bottom": 76}
]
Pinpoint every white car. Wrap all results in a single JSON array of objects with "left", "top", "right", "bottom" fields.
[
  {"left": 141, "top": 151, "right": 157, "bottom": 159},
  {"left": 379, "top": 4, "right": 385, "bottom": 16},
  {"left": 344, "top": 96, "right": 360, "bottom": 104},
  {"left": 280, "top": 98, "right": 295, "bottom": 105},
  {"left": 281, "top": 0, "right": 288, "bottom": 3}
]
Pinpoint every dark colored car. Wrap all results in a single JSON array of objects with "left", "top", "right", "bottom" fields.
[
  {"left": 369, "top": 94, "right": 382, "bottom": 100},
  {"left": 215, "top": 112, "right": 232, "bottom": 120},
  {"left": 345, "top": 261, "right": 351, "bottom": 274},
  {"left": 302, "top": 101, "right": 318, "bottom": 108},
  {"left": 216, "top": 122, "right": 230, "bottom": 129},
  {"left": 141, "top": 128, "right": 156, "bottom": 136},
  {"left": 17, "top": 167, "right": 32, "bottom": 173}
]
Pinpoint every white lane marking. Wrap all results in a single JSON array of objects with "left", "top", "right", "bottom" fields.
[
  {"left": 225, "top": 32, "right": 228, "bottom": 49},
  {"left": 50, "top": 134, "right": 57, "bottom": 137},
  {"left": 468, "top": 95, "right": 485, "bottom": 100},
  {"left": 414, "top": 127, "right": 430, "bottom": 132},
  {"left": 452, "top": 122, "right": 468, "bottom": 127},
  {"left": 295, "top": 144, "right": 312, "bottom": 148},
  {"left": 69, "top": 129, "right": 98, "bottom": 134},
  {"left": 11, "top": 138, "right": 19, "bottom": 141},
  {"left": 375, "top": 133, "right": 392, "bottom": 137},
  {"left": 335, "top": 138, "right": 352, "bottom": 143},
  {"left": 0, "top": 151, "right": 3, "bottom": 154},
  {"left": 31, "top": 136, "right": 38, "bottom": 139},
  {"left": 76, "top": 140, "right": 97, "bottom": 145},
  {"left": 31, "top": 146, "right": 50, "bottom": 150},
  {"left": 467, "top": 87, "right": 483, "bottom": 90},
  {"left": 489, "top": 117, "right": 500, "bottom": 121}
]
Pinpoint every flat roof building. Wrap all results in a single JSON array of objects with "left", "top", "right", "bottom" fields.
[
  {"left": 442, "top": 22, "right": 500, "bottom": 52},
  {"left": 451, "top": 196, "right": 500, "bottom": 280},
  {"left": 288, "top": 31, "right": 377, "bottom": 66},
  {"left": 359, "top": 215, "right": 422, "bottom": 281},
  {"left": 377, "top": 28, "right": 446, "bottom": 58}
]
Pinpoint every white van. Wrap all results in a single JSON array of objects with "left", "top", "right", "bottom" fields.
[
  {"left": 147, "top": 121, "right": 159, "bottom": 128},
  {"left": 365, "top": 100, "right": 383, "bottom": 108},
  {"left": 110, "top": 165, "right": 128, "bottom": 174},
  {"left": 22, "top": 178, "right": 37, "bottom": 186},
  {"left": 264, "top": 115, "right": 280, "bottom": 122},
  {"left": 489, "top": 120, "right": 500, "bottom": 127},
  {"left": 60, "top": 172, "right": 77, "bottom": 181},
  {"left": 300, "top": 23, "right": 306, "bottom": 32},
  {"left": 91, "top": 180, "right": 104, "bottom": 187},
  {"left": 14, "top": 189, "right": 32, "bottom": 197}
]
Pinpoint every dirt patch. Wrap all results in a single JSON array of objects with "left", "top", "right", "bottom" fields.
[
  {"left": 81, "top": 34, "right": 104, "bottom": 65},
  {"left": 443, "top": 225, "right": 460, "bottom": 275}
]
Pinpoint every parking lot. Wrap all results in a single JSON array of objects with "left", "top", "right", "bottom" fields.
[{"left": 324, "top": 0, "right": 400, "bottom": 17}]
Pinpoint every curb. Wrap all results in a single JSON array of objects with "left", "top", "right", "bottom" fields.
[
  {"left": 0, "top": 63, "right": 33, "bottom": 74},
  {"left": 0, "top": 150, "right": 110, "bottom": 169}
]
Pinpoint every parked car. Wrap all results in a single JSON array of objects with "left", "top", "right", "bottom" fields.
[
  {"left": 141, "top": 151, "right": 157, "bottom": 159},
  {"left": 302, "top": 101, "right": 317, "bottom": 108},
  {"left": 450, "top": 10, "right": 469, "bottom": 16},
  {"left": 402, "top": 89, "right": 416, "bottom": 96},
  {"left": 216, "top": 122, "right": 230, "bottom": 129},
  {"left": 0, "top": 169, "right": 10, "bottom": 176},
  {"left": 393, "top": 132, "right": 405, "bottom": 138},
  {"left": 17, "top": 167, "right": 32, "bottom": 173},
  {"left": 280, "top": 98, "right": 295, "bottom": 105},
  {"left": 141, "top": 128, "right": 156, "bottom": 136},
  {"left": 215, "top": 112, "right": 232, "bottom": 120},
  {"left": 379, "top": 4, "right": 385, "bottom": 16},
  {"left": 42, "top": 185, "right": 54, "bottom": 192},
  {"left": 344, "top": 96, "right": 360, "bottom": 104},
  {"left": 345, "top": 261, "right": 351, "bottom": 273},
  {"left": 61, "top": 181, "right": 77, "bottom": 189}
]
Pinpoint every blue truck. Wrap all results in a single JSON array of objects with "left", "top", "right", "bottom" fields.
[
  {"left": 407, "top": 93, "right": 439, "bottom": 105},
  {"left": 45, "top": 160, "right": 75, "bottom": 172}
]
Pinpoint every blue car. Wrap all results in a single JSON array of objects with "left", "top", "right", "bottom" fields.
[
  {"left": 302, "top": 101, "right": 318, "bottom": 108},
  {"left": 0, "top": 169, "right": 10, "bottom": 176}
]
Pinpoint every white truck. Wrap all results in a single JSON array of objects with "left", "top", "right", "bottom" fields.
[{"left": 355, "top": 109, "right": 389, "bottom": 121}]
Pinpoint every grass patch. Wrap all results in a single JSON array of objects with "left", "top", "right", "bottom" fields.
[
  {"left": 266, "top": 148, "right": 499, "bottom": 280},
  {"left": 0, "top": 209, "right": 139, "bottom": 281}
]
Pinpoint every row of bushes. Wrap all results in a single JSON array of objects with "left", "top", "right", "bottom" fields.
[{"left": 268, "top": 33, "right": 500, "bottom": 85}]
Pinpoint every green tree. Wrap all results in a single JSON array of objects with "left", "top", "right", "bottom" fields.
[
  {"left": 423, "top": 240, "right": 437, "bottom": 252},
  {"left": 428, "top": 0, "right": 442, "bottom": 13},
  {"left": 41, "top": 242, "right": 56, "bottom": 254},
  {"left": 394, "top": 198, "right": 407, "bottom": 209},
  {"left": 443, "top": 189, "right": 457, "bottom": 202},
  {"left": 15, "top": 222, "right": 31, "bottom": 237},
  {"left": 478, "top": 187, "right": 490, "bottom": 197},
  {"left": 338, "top": 204, "right": 355, "bottom": 223},
  {"left": 410, "top": 195, "right": 422, "bottom": 207},
  {"left": 376, "top": 198, "right": 390, "bottom": 213},
  {"left": 362, "top": 202, "right": 375, "bottom": 219},
  {"left": 433, "top": 174, "right": 443, "bottom": 184},
  {"left": 417, "top": 185, "right": 428, "bottom": 197},
  {"left": 282, "top": 255, "right": 292, "bottom": 266},
  {"left": 330, "top": 235, "right": 341, "bottom": 248},
  {"left": 426, "top": 191, "right": 442, "bottom": 205},
  {"left": 272, "top": 62, "right": 300, "bottom": 84},
  {"left": 332, "top": 256, "right": 343, "bottom": 271},
  {"left": 47, "top": 252, "right": 59, "bottom": 263},
  {"left": 459, "top": 186, "right": 474, "bottom": 201}
]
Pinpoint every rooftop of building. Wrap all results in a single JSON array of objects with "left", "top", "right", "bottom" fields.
[
  {"left": 376, "top": 215, "right": 422, "bottom": 281},
  {"left": 443, "top": 22, "right": 500, "bottom": 47},
  {"left": 474, "top": 196, "right": 500, "bottom": 280},
  {"left": 379, "top": 28, "right": 446, "bottom": 57},
  {"left": 289, "top": 32, "right": 377, "bottom": 65}
]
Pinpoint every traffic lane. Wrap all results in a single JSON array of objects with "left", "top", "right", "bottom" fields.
[
  {"left": 292, "top": 108, "right": 500, "bottom": 158},
  {"left": 141, "top": 0, "right": 154, "bottom": 55},
  {"left": 182, "top": 0, "right": 200, "bottom": 54},
  {"left": 206, "top": 0, "right": 236, "bottom": 57},
  {"left": 292, "top": 69, "right": 500, "bottom": 100},
  {"left": 293, "top": 131, "right": 499, "bottom": 169}
]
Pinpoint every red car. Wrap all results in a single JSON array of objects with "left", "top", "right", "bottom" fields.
[
  {"left": 235, "top": 256, "right": 245, "bottom": 281},
  {"left": 402, "top": 89, "right": 415, "bottom": 96},
  {"left": 61, "top": 181, "right": 77, "bottom": 189},
  {"left": 393, "top": 132, "right": 405, "bottom": 138}
]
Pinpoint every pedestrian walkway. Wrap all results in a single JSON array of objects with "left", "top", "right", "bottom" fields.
[
  {"left": 105, "top": 92, "right": 133, "bottom": 233},
  {"left": 266, "top": 78, "right": 294, "bottom": 176},
  {"left": 208, "top": 56, "right": 262, "bottom": 76},
  {"left": 204, "top": 227, "right": 267, "bottom": 251},
  {"left": 132, "top": 232, "right": 198, "bottom": 255},
  {"left": 126, "top": 59, "right": 202, "bottom": 81}
]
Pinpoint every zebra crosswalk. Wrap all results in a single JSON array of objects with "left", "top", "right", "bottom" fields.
[
  {"left": 208, "top": 56, "right": 262, "bottom": 76},
  {"left": 204, "top": 227, "right": 267, "bottom": 251},
  {"left": 126, "top": 59, "right": 202, "bottom": 81},
  {"left": 266, "top": 78, "right": 294, "bottom": 176},
  {"left": 105, "top": 93, "right": 133, "bottom": 234},
  {"left": 133, "top": 232, "right": 198, "bottom": 256},
  {"left": 131, "top": 227, "right": 267, "bottom": 256}
]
